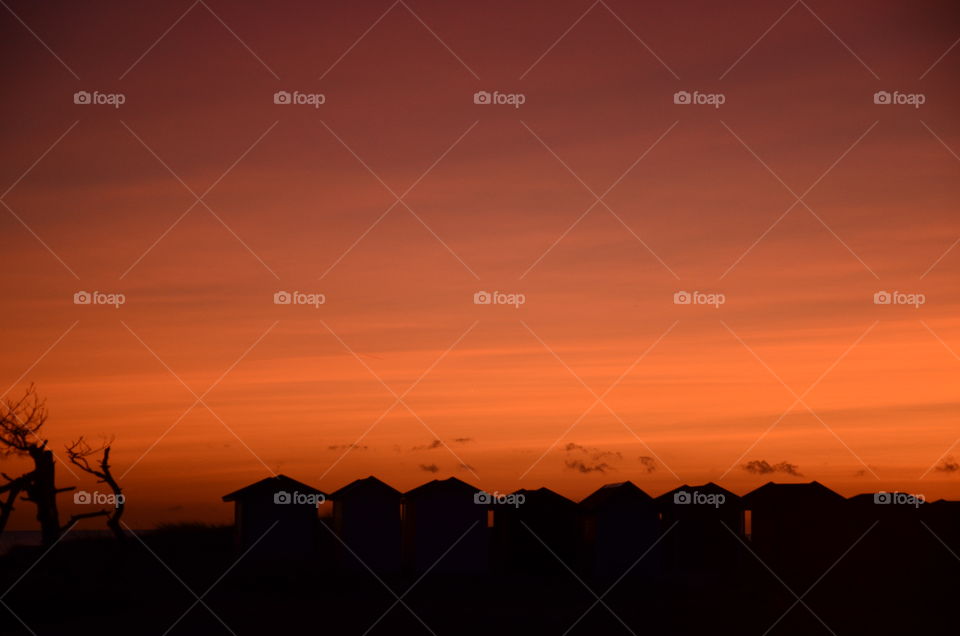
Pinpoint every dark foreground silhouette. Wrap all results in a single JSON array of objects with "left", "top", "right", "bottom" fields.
[
  {"left": 0, "top": 475, "right": 956, "bottom": 635},
  {"left": 0, "top": 521, "right": 954, "bottom": 636}
]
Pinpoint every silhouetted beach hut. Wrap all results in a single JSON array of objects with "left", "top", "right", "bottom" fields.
[
  {"left": 402, "top": 477, "right": 488, "bottom": 574},
  {"left": 657, "top": 482, "right": 744, "bottom": 582},
  {"left": 924, "top": 499, "right": 960, "bottom": 545},
  {"left": 331, "top": 476, "right": 402, "bottom": 573},
  {"left": 579, "top": 481, "right": 660, "bottom": 580},
  {"left": 848, "top": 491, "right": 928, "bottom": 538},
  {"left": 743, "top": 481, "right": 849, "bottom": 586},
  {"left": 222, "top": 474, "right": 326, "bottom": 557},
  {"left": 923, "top": 499, "right": 960, "bottom": 582},
  {"left": 847, "top": 491, "right": 930, "bottom": 578},
  {"left": 492, "top": 487, "right": 579, "bottom": 574}
]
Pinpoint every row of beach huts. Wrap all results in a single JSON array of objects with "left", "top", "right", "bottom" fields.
[{"left": 222, "top": 475, "right": 960, "bottom": 582}]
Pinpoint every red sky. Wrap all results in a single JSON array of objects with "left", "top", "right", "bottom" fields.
[{"left": 0, "top": 0, "right": 958, "bottom": 528}]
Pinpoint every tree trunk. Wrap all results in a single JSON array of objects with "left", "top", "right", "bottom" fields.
[
  {"left": 105, "top": 477, "right": 125, "bottom": 542},
  {"left": 28, "top": 448, "right": 61, "bottom": 546},
  {"left": 0, "top": 475, "right": 28, "bottom": 536}
]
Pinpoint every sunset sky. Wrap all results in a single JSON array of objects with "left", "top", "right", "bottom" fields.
[{"left": 0, "top": 0, "right": 958, "bottom": 528}]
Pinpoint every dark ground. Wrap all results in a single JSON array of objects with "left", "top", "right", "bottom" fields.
[{"left": 0, "top": 524, "right": 954, "bottom": 635}]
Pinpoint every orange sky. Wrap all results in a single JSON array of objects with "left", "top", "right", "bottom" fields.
[{"left": 0, "top": 0, "right": 958, "bottom": 528}]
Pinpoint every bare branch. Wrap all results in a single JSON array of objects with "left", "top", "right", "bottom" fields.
[
  {"left": 0, "top": 384, "right": 48, "bottom": 455},
  {"left": 66, "top": 436, "right": 126, "bottom": 541}
]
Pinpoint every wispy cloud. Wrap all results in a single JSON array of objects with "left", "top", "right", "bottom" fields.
[
  {"left": 935, "top": 456, "right": 959, "bottom": 473},
  {"left": 564, "top": 442, "right": 622, "bottom": 461},
  {"left": 742, "top": 459, "right": 803, "bottom": 476},
  {"left": 562, "top": 442, "right": 623, "bottom": 474},
  {"left": 564, "top": 459, "right": 611, "bottom": 474}
]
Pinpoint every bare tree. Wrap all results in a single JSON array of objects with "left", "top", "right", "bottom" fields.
[
  {"left": 65, "top": 437, "right": 125, "bottom": 541},
  {"left": 0, "top": 385, "right": 73, "bottom": 546}
]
